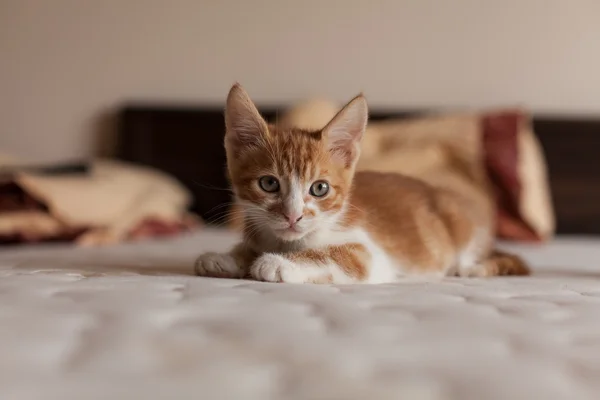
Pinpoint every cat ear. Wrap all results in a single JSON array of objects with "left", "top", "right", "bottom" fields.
[
  {"left": 322, "top": 94, "right": 368, "bottom": 167},
  {"left": 224, "top": 83, "right": 269, "bottom": 152}
]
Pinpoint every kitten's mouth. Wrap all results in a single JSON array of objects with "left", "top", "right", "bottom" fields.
[
  {"left": 274, "top": 226, "right": 306, "bottom": 240},
  {"left": 278, "top": 226, "right": 301, "bottom": 234}
]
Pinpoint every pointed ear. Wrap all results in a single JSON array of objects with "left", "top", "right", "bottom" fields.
[
  {"left": 322, "top": 94, "right": 368, "bottom": 167},
  {"left": 224, "top": 83, "right": 269, "bottom": 153}
]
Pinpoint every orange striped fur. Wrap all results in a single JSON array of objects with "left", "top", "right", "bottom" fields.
[{"left": 195, "top": 84, "right": 529, "bottom": 283}]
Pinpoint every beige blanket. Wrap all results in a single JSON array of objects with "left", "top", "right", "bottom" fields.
[{"left": 0, "top": 158, "right": 199, "bottom": 245}]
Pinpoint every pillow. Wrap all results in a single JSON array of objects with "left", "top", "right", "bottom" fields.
[
  {"left": 360, "top": 109, "right": 555, "bottom": 241},
  {"left": 481, "top": 111, "right": 554, "bottom": 241}
]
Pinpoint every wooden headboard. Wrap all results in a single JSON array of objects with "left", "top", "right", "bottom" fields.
[{"left": 117, "top": 105, "right": 600, "bottom": 235}]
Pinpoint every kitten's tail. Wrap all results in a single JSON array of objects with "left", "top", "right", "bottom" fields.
[{"left": 485, "top": 249, "right": 531, "bottom": 276}]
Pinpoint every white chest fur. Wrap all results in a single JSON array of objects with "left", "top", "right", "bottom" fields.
[{"left": 308, "top": 228, "right": 400, "bottom": 284}]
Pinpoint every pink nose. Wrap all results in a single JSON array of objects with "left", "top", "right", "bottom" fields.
[{"left": 283, "top": 213, "right": 303, "bottom": 226}]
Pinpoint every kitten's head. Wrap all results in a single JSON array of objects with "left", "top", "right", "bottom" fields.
[{"left": 224, "top": 83, "right": 368, "bottom": 241}]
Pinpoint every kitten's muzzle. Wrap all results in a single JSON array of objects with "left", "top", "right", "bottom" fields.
[{"left": 283, "top": 213, "right": 303, "bottom": 227}]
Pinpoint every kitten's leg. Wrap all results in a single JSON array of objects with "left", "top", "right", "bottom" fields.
[
  {"left": 461, "top": 250, "right": 530, "bottom": 277},
  {"left": 250, "top": 244, "right": 370, "bottom": 284},
  {"left": 195, "top": 243, "right": 256, "bottom": 278}
]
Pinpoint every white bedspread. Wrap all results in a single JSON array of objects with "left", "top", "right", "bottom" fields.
[{"left": 1, "top": 229, "right": 600, "bottom": 400}]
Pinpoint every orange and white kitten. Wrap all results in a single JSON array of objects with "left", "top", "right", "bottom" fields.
[{"left": 195, "top": 84, "right": 529, "bottom": 284}]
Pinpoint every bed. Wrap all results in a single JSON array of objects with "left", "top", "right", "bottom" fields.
[
  {"left": 2, "top": 231, "right": 600, "bottom": 399},
  {"left": 1, "top": 105, "right": 600, "bottom": 399}
]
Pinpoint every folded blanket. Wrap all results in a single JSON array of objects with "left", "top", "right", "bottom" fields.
[
  {"left": 0, "top": 158, "right": 199, "bottom": 245},
  {"left": 262, "top": 100, "right": 555, "bottom": 242}
]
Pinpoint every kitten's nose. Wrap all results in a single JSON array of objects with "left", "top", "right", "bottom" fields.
[{"left": 283, "top": 213, "right": 303, "bottom": 226}]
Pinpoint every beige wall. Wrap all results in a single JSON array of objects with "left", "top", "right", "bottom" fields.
[{"left": 2, "top": 0, "right": 600, "bottom": 163}]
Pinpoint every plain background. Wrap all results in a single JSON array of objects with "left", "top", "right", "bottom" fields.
[{"left": 2, "top": 0, "right": 599, "bottom": 163}]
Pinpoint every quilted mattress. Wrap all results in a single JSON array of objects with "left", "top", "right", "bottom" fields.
[{"left": 1, "top": 228, "right": 600, "bottom": 400}]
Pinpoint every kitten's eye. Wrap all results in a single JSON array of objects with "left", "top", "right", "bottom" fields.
[
  {"left": 309, "top": 180, "right": 329, "bottom": 197},
  {"left": 258, "top": 176, "right": 280, "bottom": 193}
]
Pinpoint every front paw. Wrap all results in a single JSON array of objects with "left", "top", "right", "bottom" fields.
[
  {"left": 250, "top": 254, "right": 306, "bottom": 283},
  {"left": 195, "top": 252, "right": 243, "bottom": 278}
]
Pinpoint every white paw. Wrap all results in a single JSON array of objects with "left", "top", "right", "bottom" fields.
[
  {"left": 250, "top": 254, "right": 307, "bottom": 283},
  {"left": 195, "top": 252, "right": 243, "bottom": 278}
]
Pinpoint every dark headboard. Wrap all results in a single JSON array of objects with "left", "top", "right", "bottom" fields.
[{"left": 117, "top": 105, "right": 600, "bottom": 235}]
